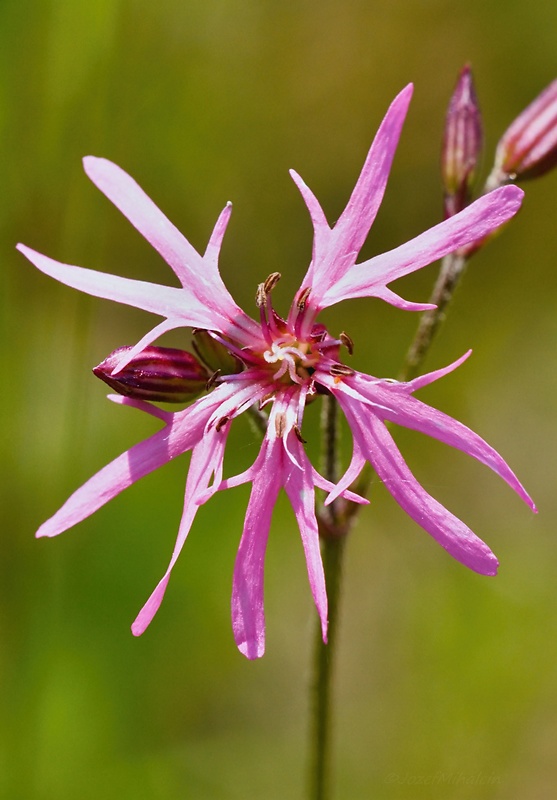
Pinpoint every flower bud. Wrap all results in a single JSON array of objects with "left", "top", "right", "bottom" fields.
[
  {"left": 93, "top": 346, "right": 209, "bottom": 403},
  {"left": 441, "top": 65, "right": 483, "bottom": 218},
  {"left": 490, "top": 77, "right": 557, "bottom": 185},
  {"left": 191, "top": 329, "right": 243, "bottom": 374}
]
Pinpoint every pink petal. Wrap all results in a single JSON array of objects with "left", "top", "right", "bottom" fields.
[
  {"left": 288, "top": 170, "right": 329, "bottom": 288},
  {"left": 36, "top": 390, "right": 224, "bottom": 539},
  {"left": 231, "top": 441, "right": 281, "bottom": 659},
  {"left": 322, "top": 184, "right": 524, "bottom": 307},
  {"left": 16, "top": 244, "right": 215, "bottom": 327},
  {"left": 107, "top": 394, "right": 173, "bottom": 423},
  {"left": 132, "top": 425, "right": 230, "bottom": 635},
  {"left": 323, "top": 439, "right": 367, "bottom": 507},
  {"left": 311, "top": 468, "right": 369, "bottom": 506},
  {"left": 293, "top": 85, "right": 413, "bottom": 302},
  {"left": 404, "top": 350, "right": 472, "bottom": 392},
  {"left": 317, "top": 84, "right": 413, "bottom": 279},
  {"left": 372, "top": 286, "right": 436, "bottom": 312},
  {"left": 204, "top": 202, "right": 233, "bottom": 264},
  {"left": 82, "top": 157, "right": 259, "bottom": 343},
  {"left": 283, "top": 439, "right": 328, "bottom": 642},
  {"left": 345, "top": 369, "right": 536, "bottom": 512},
  {"left": 341, "top": 400, "right": 499, "bottom": 575}
]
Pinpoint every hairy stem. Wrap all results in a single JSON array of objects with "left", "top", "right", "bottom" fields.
[
  {"left": 308, "top": 394, "right": 347, "bottom": 800},
  {"left": 398, "top": 250, "right": 467, "bottom": 382}
]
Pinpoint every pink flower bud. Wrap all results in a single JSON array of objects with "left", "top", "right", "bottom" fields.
[
  {"left": 442, "top": 65, "right": 483, "bottom": 217},
  {"left": 93, "top": 346, "right": 209, "bottom": 403},
  {"left": 491, "top": 77, "right": 557, "bottom": 183}
]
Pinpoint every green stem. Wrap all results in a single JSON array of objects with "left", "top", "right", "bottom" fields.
[
  {"left": 308, "top": 394, "right": 347, "bottom": 800},
  {"left": 309, "top": 533, "right": 346, "bottom": 800},
  {"left": 398, "top": 250, "right": 467, "bottom": 382}
]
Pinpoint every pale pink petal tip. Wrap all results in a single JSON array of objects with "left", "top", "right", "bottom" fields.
[
  {"left": 35, "top": 521, "right": 58, "bottom": 539},
  {"left": 237, "top": 638, "right": 265, "bottom": 660},
  {"left": 131, "top": 576, "right": 170, "bottom": 636}
]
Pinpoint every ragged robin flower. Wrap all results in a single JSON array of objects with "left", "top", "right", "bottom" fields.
[{"left": 17, "top": 84, "right": 535, "bottom": 659}]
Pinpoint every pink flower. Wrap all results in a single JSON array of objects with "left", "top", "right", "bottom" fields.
[{"left": 17, "top": 85, "right": 535, "bottom": 658}]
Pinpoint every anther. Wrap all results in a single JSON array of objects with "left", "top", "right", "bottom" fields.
[
  {"left": 260, "top": 392, "right": 274, "bottom": 407},
  {"left": 206, "top": 369, "right": 221, "bottom": 390},
  {"left": 339, "top": 331, "right": 354, "bottom": 355},
  {"left": 216, "top": 415, "right": 230, "bottom": 432},
  {"left": 263, "top": 272, "right": 281, "bottom": 294},
  {"left": 294, "top": 424, "right": 307, "bottom": 443},
  {"left": 329, "top": 364, "right": 355, "bottom": 377},
  {"left": 256, "top": 283, "right": 267, "bottom": 307},
  {"left": 275, "top": 412, "right": 286, "bottom": 438},
  {"left": 296, "top": 287, "right": 311, "bottom": 310}
]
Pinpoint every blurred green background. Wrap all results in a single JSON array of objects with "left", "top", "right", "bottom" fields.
[{"left": 1, "top": 1, "right": 556, "bottom": 798}]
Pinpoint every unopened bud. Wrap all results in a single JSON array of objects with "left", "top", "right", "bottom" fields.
[
  {"left": 490, "top": 77, "right": 557, "bottom": 185},
  {"left": 191, "top": 329, "right": 243, "bottom": 374},
  {"left": 441, "top": 65, "right": 483, "bottom": 217},
  {"left": 93, "top": 345, "right": 209, "bottom": 403}
]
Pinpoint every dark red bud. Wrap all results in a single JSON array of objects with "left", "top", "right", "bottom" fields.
[{"left": 93, "top": 345, "right": 209, "bottom": 403}]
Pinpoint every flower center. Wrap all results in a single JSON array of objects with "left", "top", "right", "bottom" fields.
[{"left": 263, "top": 336, "right": 316, "bottom": 384}]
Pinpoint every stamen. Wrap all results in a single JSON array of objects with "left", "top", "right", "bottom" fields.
[
  {"left": 275, "top": 412, "right": 286, "bottom": 438},
  {"left": 294, "top": 286, "right": 311, "bottom": 339},
  {"left": 339, "top": 331, "right": 354, "bottom": 355},
  {"left": 256, "top": 283, "right": 267, "bottom": 307},
  {"left": 208, "top": 331, "right": 259, "bottom": 366},
  {"left": 294, "top": 424, "right": 306, "bottom": 443},
  {"left": 259, "top": 303, "right": 273, "bottom": 346},
  {"left": 216, "top": 415, "right": 230, "bottom": 432},
  {"left": 264, "top": 272, "right": 281, "bottom": 294},
  {"left": 206, "top": 369, "right": 221, "bottom": 390},
  {"left": 330, "top": 364, "right": 355, "bottom": 377},
  {"left": 296, "top": 287, "right": 311, "bottom": 310}
]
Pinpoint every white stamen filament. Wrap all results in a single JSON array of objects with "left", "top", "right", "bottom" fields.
[{"left": 263, "top": 340, "right": 311, "bottom": 385}]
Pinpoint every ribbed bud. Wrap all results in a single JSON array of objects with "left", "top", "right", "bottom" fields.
[
  {"left": 191, "top": 329, "right": 243, "bottom": 374},
  {"left": 490, "top": 77, "right": 557, "bottom": 185},
  {"left": 442, "top": 65, "right": 483, "bottom": 218},
  {"left": 93, "top": 346, "right": 209, "bottom": 403}
]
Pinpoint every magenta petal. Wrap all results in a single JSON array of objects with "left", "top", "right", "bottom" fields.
[
  {"left": 83, "top": 156, "right": 204, "bottom": 289},
  {"left": 383, "top": 393, "right": 535, "bottom": 510},
  {"left": 37, "top": 421, "right": 181, "bottom": 539},
  {"left": 284, "top": 440, "right": 328, "bottom": 642},
  {"left": 347, "top": 368, "right": 536, "bottom": 511},
  {"left": 132, "top": 426, "right": 230, "bottom": 636},
  {"left": 324, "top": 440, "right": 367, "bottom": 507},
  {"left": 16, "top": 244, "right": 212, "bottom": 325},
  {"left": 321, "top": 85, "right": 413, "bottom": 273},
  {"left": 342, "top": 401, "right": 499, "bottom": 575},
  {"left": 372, "top": 286, "right": 436, "bottom": 312},
  {"left": 323, "top": 184, "right": 524, "bottom": 307},
  {"left": 288, "top": 170, "right": 330, "bottom": 291},
  {"left": 82, "top": 157, "right": 260, "bottom": 344},
  {"left": 404, "top": 350, "right": 472, "bottom": 392},
  {"left": 231, "top": 442, "right": 281, "bottom": 659},
  {"left": 292, "top": 85, "right": 413, "bottom": 310},
  {"left": 204, "top": 202, "right": 233, "bottom": 264},
  {"left": 36, "top": 391, "right": 222, "bottom": 539}
]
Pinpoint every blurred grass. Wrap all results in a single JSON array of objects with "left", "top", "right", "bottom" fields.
[{"left": 2, "top": 1, "right": 557, "bottom": 798}]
